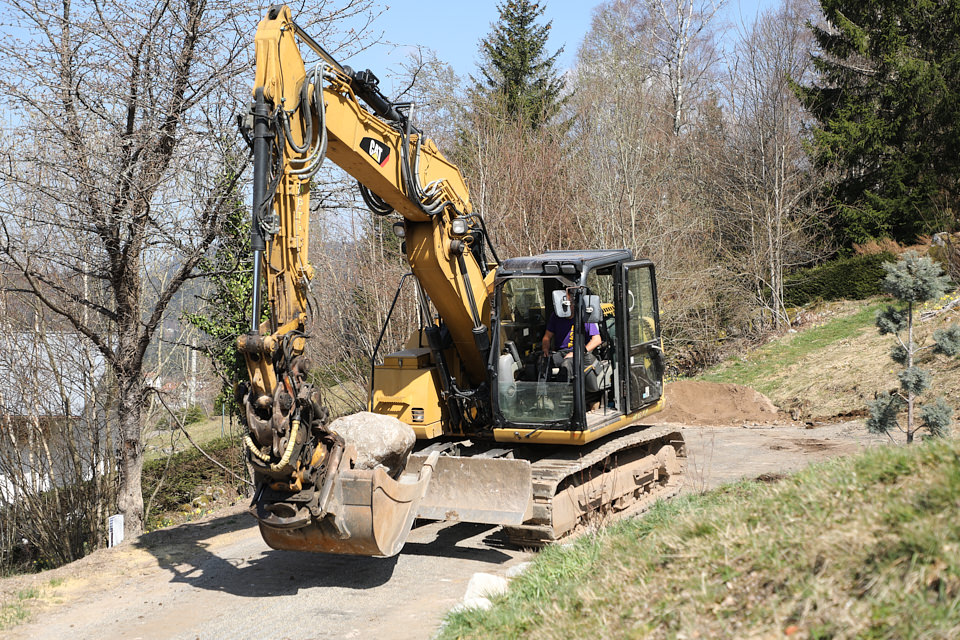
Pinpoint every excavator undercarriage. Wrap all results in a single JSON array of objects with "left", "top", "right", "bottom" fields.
[
  {"left": 503, "top": 427, "right": 685, "bottom": 547},
  {"left": 251, "top": 427, "right": 684, "bottom": 555}
]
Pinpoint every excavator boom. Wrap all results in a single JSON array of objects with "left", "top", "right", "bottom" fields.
[{"left": 237, "top": 5, "right": 503, "bottom": 556}]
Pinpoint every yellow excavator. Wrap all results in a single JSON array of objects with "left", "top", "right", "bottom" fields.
[{"left": 237, "top": 5, "right": 685, "bottom": 557}]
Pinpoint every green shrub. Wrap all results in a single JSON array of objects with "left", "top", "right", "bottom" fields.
[
  {"left": 783, "top": 252, "right": 895, "bottom": 306},
  {"left": 182, "top": 404, "right": 205, "bottom": 425},
  {"left": 142, "top": 436, "right": 241, "bottom": 520}
]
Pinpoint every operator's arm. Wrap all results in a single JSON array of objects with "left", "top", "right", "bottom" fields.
[
  {"left": 542, "top": 330, "right": 554, "bottom": 356},
  {"left": 585, "top": 333, "right": 602, "bottom": 354}
]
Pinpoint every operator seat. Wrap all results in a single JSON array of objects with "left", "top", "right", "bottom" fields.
[{"left": 584, "top": 302, "right": 615, "bottom": 395}]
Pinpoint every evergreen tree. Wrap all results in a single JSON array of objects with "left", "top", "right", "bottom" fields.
[
  {"left": 797, "top": 1, "right": 960, "bottom": 245},
  {"left": 475, "top": 0, "right": 566, "bottom": 128},
  {"left": 867, "top": 252, "right": 958, "bottom": 443}
]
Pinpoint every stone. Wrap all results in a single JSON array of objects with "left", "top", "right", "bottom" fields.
[
  {"left": 327, "top": 412, "right": 416, "bottom": 477},
  {"left": 451, "top": 597, "right": 492, "bottom": 613},
  {"left": 506, "top": 562, "right": 531, "bottom": 579},
  {"left": 463, "top": 572, "right": 509, "bottom": 601}
]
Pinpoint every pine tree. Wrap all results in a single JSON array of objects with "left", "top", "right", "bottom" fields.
[
  {"left": 475, "top": 0, "right": 566, "bottom": 128},
  {"left": 797, "top": 1, "right": 960, "bottom": 245},
  {"left": 867, "top": 252, "right": 958, "bottom": 443}
]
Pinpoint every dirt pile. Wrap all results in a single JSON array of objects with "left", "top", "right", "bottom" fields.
[{"left": 651, "top": 381, "right": 781, "bottom": 426}]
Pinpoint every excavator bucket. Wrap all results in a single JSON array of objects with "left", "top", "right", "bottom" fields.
[{"left": 257, "top": 450, "right": 440, "bottom": 557}]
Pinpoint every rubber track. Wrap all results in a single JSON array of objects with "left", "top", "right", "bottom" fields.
[{"left": 503, "top": 425, "right": 686, "bottom": 547}]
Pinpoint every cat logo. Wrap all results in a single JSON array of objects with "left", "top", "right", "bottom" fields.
[{"left": 360, "top": 137, "right": 390, "bottom": 168}]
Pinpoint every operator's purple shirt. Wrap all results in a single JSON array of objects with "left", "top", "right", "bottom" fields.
[{"left": 546, "top": 315, "right": 599, "bottom": 351}]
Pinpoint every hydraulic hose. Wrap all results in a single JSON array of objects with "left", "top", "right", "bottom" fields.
[
  {"left": 271, "top": 418, "right": 299, "bottom": 471},
  {"left": 279, "top": 80, "right": 313, "bottom": 155},
  {"left": 456, "top": 251, "right": 482, "bottom": 330},
  {"left": 287, "top": 64, "right": 330, "bottom": 180},
  {"left": 244, "top": 418, "right": 300, "bottom": 472}
]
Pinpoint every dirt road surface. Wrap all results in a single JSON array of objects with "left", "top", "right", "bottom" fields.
[
  {"left": 681, "top": 421, "right": 887, "bottom": 492},
  {"left": 3, "top": 417, "right": 886, "bottom": 640},
  {"left": 5, "top": 513, "right": 532, "bottom": 640}
]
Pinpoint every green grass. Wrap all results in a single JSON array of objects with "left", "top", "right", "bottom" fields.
[
  {"left": 699, "top": 301, "right": 883, "bottom": 395},
  {"left": 143, "top": 415, "right": 242, "bottom": 462},
  {"left": 440, "top": 437, "right": 960, "bottom": 639},
  {"left": 0, "top": 587, "right": 40, "bottom": 630}
]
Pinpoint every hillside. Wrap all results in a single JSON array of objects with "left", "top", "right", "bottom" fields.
[
  {"left": 700, "top": 298, "right": 960, "bottom": 421},
  {"left": 439, "top": 438, "right": 960, "bottom": 639}
]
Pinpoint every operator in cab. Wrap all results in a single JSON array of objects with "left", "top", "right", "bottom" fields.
[{"left": 541, "top": 288, "right": 602, "bottom": 382}]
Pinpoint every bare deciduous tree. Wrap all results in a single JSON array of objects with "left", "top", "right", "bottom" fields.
[
  {"left": 647, "top": 0, "right": 726, "bottom": 136},
  {"left": 717, "top": 0, "right": 829, "bottom": 327},
  {"left": 0, "top": 0, "right": 380, "bottom": 539},
  {"left": 571, "top": 0, "right": 734, "bottom": 367}
]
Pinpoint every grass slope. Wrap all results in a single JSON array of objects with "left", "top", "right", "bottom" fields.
[
  {"left": 441, "top": 439, "right": 960, "bottom": 639},
  {"left": 699, "top": 299, "right": 960, "bottom": 420},
  {"left": 143, "top": 415, "right": 242, "bottom": 461},
  {"left": 142, "top": 436, "right": 245, "bottom": 529},
  {"left": 700, "top": 302, "right": 883, "bottom": 395}
]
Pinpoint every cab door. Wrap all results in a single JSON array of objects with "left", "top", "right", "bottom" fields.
[{"left": 619, "top": 261, "right": 664, "bottom": 412}]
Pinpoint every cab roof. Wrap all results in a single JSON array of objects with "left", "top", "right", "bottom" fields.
[{"left": 497, "top": 250, "right": 635, "bottom": 275}]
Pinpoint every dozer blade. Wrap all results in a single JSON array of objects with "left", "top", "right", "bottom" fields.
[
  {"left": 404, "top": 453, "right": 533, "bottom": 525},
  {"left": 258, "top": 450, "right": 440, "bottom": 557}
]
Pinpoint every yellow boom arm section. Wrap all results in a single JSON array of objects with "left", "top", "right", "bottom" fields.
[
  {"left": 240, "top": 5, "right": 491, "bottom": 413},
  {"left": 236, "top": 5, "right": 501, "bottom": 558}
]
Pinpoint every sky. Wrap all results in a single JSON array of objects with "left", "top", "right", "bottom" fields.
[{"left": 337, "top": 0, "right": 779, "bottom": 91}]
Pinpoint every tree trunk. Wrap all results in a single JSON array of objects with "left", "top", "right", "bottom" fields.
[
  {"left": 116, "top": 374, "right": 145, "bottom": 538},
  {"left": 906, "top": 301, "right": 915, "bottom": 443}
]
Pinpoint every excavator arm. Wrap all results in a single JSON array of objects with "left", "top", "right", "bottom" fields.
[
  {"left": 241, "top": 5, "right": 492, "bottom": 398},
  {"left": 236, "top": 5, "right": 500, "bottom": 556}
]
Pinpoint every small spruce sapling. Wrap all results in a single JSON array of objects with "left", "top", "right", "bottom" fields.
[{"left": 867, "top": 252, "right": 958, "bottom": 442}]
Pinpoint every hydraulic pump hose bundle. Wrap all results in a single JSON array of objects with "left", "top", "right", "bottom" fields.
[{"left": 278, "top": 63, "right": 331, "bottom": 180}]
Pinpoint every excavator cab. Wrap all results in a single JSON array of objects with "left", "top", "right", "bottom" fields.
[{"left": 491, "top": 250, "right": 665, "bottom": 434}]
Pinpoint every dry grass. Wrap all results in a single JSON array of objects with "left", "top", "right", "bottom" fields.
[
  {"left": 143, "top": 415, "right": 243, "bottom": 461},
  {"left": 0, "top": 586, "right": 38, "bottom": 629},
  {"left": 324, "top": 380, "right": 366, "bottom": 418},
  {"left": 142, "top": 380, "right": 367, "bottom": 461},
  {"left": 701, "top": 299, "right": 960, "bottom": 421}
]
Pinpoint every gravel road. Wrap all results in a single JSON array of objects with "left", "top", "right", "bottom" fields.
[{"left": 3, "top": 421, "right": 885, "bottom": 640}]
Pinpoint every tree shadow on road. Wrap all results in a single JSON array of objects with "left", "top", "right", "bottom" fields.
[{"left": 135, "top": 509, "right": 399, "bottom": 596}]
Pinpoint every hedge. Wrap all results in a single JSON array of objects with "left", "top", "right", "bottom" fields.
[{"left": 783, "top": 252, "right": 896, "bottom": 307}]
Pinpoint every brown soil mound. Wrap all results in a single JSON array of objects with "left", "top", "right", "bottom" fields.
[{"left": 650, "top": 380, "right": 781, "bottom": 426}]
